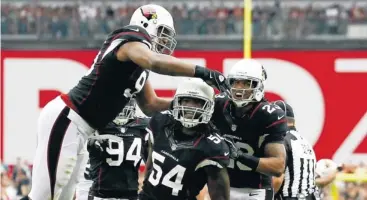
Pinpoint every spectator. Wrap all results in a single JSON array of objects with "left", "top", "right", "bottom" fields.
[
  {"left": 1, "top": 1, "right": 366, "bottom": 39},
  {"left": 1, "top": 164, "right": 17, "bottom": 200},
  {"left": 14, "top": 168, "right": 31, "bottom": 197}
]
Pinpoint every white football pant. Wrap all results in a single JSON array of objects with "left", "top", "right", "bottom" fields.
[{"left": 29, "top": 96, "right": 95, "bottom": 200}]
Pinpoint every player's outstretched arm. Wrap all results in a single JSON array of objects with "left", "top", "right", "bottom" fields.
[
  {"left": 135, "top": 80, "right": 172, "bottom": 116},
  {"left": 119, "top": 41, "right": 195, "bottom": 76},
  {"left": 205, "top": 166, "right": 230, "bottom": 200},
  {"left": 117, "top": 42, "right": 230, "bottom": 93},
  {"left": 256, "top": 143, "right": 286, "bottom": 177}
]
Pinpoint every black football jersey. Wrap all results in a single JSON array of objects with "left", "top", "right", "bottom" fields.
[
  {"left": 88, "top": 117, "right": 150, "bottom": 198},
  {"left": 140, "top": 111, "right": 230, "bottom": 200},
  {"left": 211, "top": 94, "right": 287, "bottom": 188},
  {"left": 68, "top": 25, "right": 152, "bottom": 129}
]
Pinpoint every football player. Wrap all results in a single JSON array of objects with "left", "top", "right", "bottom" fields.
[
  {"left": 139, "top": 78, "right": 231, "bottom": 200},
  {"left": 272, "top": 101, "right": 318, "bottom": 200},
  {"left": 212, "top": 59, "right": 287, "bottom": 200},
  {"left": 29, "top": 4, "right": 229, "bottom": 200},
  {"left": 75, "top": 99, "right": 149, "bottom": 200},
  {"left": 85, "top": 99, "right": 150, "bottom": 200}
]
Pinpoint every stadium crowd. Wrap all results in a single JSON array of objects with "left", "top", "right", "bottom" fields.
[
  {"left": 1, "top": 157, "right": 367, "bottom": 200},
  {"left": 1, "top": 2, "right": 367, "bottom": 39}
]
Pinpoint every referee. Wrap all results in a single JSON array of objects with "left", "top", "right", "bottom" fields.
[{"left": 272, "top": 101, "right": 319, "bottom": 200}]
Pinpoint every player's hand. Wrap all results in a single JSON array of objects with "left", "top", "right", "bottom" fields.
[
  {"left": 223, "top": 136, "right": 239, "bottom": 160},
  {"left": 194, "top": 66, "right": 230, "bottom": 95},
  {"left": 87, "top": 137, "right": 109, "bottom": 156}
]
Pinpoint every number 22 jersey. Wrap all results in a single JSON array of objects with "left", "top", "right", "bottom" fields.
[
  {"left": 211, "top": 95, "right": 287, "bottom": 189},
  {"left": 140, "top": 112, "right": 230, "bottom": 200}
]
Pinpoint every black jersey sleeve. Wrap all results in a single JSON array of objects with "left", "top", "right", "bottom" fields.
[
  {"left": 197, "top": 132, "right": 230, "bottom": 171},
  {"left": 112, "top": 25, "right": 152, "bottom": 49},
  {"left": 255, "top": 102, "right": 287, "bottom": 144}
]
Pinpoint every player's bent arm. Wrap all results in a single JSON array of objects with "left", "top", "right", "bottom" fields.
[
  {"left": 204, "top": 165, "right": 230, "bottom": 200},
  {"left": 257, "top": 142, "right": 286, "bottom": 177},
  {"left": 136, "top": 80, "right": 172, "bottom": 116},
  {"left": 272, "top": 174, "right": 285, "bottom": 193},
  {"left": 315, "top": 170, "right": 337, "bottom": 187},
  {"left": 117, "top": 42, "right": 195, "bottom": 76}
]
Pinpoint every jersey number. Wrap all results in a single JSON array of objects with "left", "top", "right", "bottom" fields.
[
  {"left": 124, "top": 71, "right": 148, "bottom": 98},
  {"left": 262, "top": 104, "right": 281, "bottom": 114},
  {"left": 106, "top": 138, "right": 142, "bottom": 167},
  {"left": 207, "top": 134, "right": 223, "bottom": 144},
  {"left": 148, "top": 151, "right": 186, "bottom": 196},
  {"left": 228, "top": 141, "right": 255, "bottom": 171}
]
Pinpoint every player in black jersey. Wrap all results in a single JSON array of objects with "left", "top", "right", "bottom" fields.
[
  {"left": 87, "top": 104, "right": 150, "bottom": 199},
  {"left": 140, "top": 78, "right": 231, "bottom": 200},
  {"left": 29, "top": 4, "right": 230, "bottom": 200},
  {"left": 76, "top": 99, "right": 150, "bottom": 200},
  {"left": 211, "top": 59, "right": 287, "bottom": 200}
]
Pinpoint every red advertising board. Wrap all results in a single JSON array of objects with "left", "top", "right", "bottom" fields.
[{"left": 1, "top": 50, "right": 367, "bottom": 164}]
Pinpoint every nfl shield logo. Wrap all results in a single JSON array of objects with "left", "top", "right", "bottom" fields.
[
  {"left": 231, "top": 125, "right": 237, "bottom": 131},
  {"left": 120, "top": 127, "right": 126, "bottom": 133}
]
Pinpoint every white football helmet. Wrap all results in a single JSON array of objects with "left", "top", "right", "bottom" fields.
[
  {"left": 172, "top": 78, "right": 215, "bottom": 128},
  {"left": 130, "top": 4, "right": 177, "bottom": 55},
  {"left": 227, "top": 59, "right": 266, "bottom": 107},
  {"left": 113, "top": 99, "right": 136, "bottom": 125}
]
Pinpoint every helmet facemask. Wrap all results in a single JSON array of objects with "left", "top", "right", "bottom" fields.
[
  {"left": 173, "top": 95, "right": 213, "bottom": 128},
  {"left": 151, "top": 25, "right": 177, "bottom": 55},
  {"left": 228, "top": 76, "right": 264, "bottom": 107},
  {"left": 113, "top": 99, "right": 136, "bottom": 125}
]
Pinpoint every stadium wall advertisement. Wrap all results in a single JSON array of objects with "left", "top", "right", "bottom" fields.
[{"left": 1, "top": 50, "right": 367, "bottom": 164}]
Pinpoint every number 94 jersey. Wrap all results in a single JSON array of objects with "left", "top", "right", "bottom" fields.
[
  {"left": 211, "top": 95, "right": 287, "bottom": 189},
  {"left": 88, "top": 117, "right": 150, "bottom": 198},
  {"left": 140, "top": 112, "right": 230, "bottom": 200}
]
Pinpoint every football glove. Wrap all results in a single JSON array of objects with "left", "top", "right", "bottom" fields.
[{"left": 194, "top": 66, "right": 231, "bottom": 96}]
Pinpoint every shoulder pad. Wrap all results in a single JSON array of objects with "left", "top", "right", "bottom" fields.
[
  {"left": 204, "top": 133, "right": 230, "bottom": 156},
  {"left": 253, "top": 101, "right": 285, "bottom": 119},
  {"left": 149, "top": 111, "right": 174, "bottom": 132},
  {"left": 197, "top": 133, "right": 230, "bottom": 168},
  {"left": 214, "top": 94, "right": 231, "bottom": 112},
  {"left": 108, "top": 25, "right": 152, "bottom": 49},
  {"left": 122, "top": 25, "right": 151, "bottom": 39}
]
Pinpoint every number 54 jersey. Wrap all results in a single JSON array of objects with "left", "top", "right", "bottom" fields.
[
  {"left": 140, "top": 112, "right": 230, "bottom": 200},
  {"left": 211, "top": 95, "right": 287, "bottom": 189}
]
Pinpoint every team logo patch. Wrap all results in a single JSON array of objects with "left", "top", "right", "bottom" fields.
[
  {"left": 140, "top": 6, "right": 158, "bottom": 21},
  {"left": 231, "top": 124, "right": 237, "bottom": 131}
]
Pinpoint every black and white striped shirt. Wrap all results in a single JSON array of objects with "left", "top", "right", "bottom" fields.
[{"left": 280, "top": 128, "right": 317, "bottom": 198}]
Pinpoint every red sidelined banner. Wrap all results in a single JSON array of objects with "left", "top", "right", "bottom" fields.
[{"left": 1, "top": 50, "right": 367, "bottom": 164}]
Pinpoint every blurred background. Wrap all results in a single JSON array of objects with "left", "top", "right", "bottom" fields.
[
  {"left": 2, "top": 0, "right": 367, "bottom": 49},
  {"left": 1, "top": 0, "right": 367, "bottom": 199}
]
